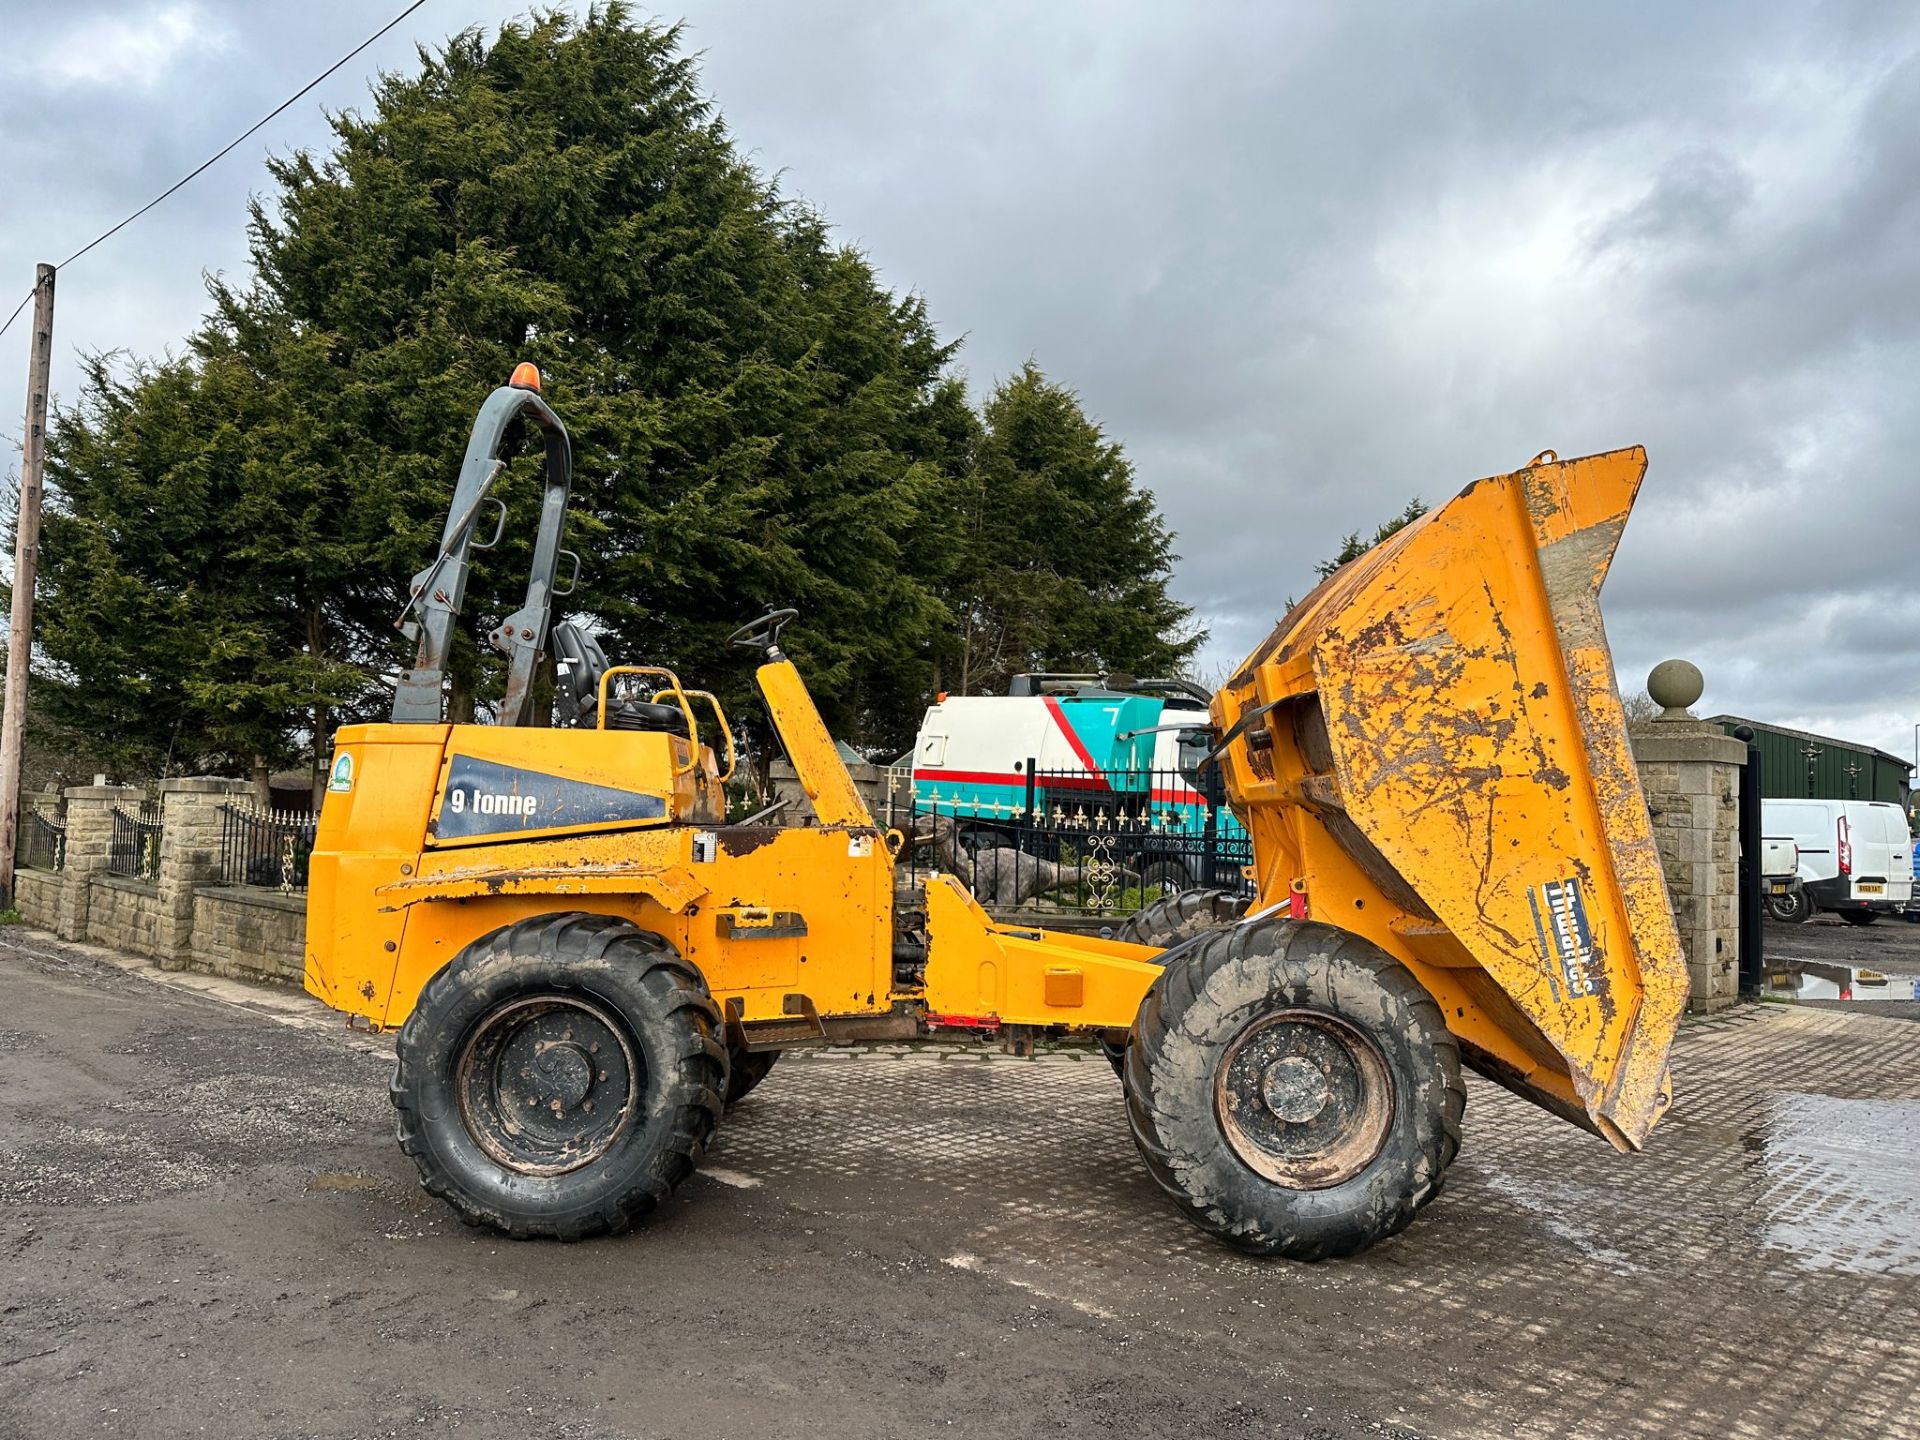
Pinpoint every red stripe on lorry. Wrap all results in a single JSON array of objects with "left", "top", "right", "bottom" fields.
[
  {"left": 1043, "top": 696, "right": 1105, "bottom": 778},
  {"left": 911, "top": 768, "right": 1109, "bottom": 792}
]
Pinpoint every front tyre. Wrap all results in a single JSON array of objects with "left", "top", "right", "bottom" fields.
[
  {"left": 392, "top": 913, "right": 727, "bottom": 1240},
  {"left": 1124, "top": 915, "right": 1463, "bottom": 1260}
]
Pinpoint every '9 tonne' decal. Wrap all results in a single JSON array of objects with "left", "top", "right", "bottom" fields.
[{"left": 432, "top": 754, "right": 668, "bottom": 841}]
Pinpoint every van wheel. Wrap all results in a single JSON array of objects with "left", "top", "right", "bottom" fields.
[
  {"left": 1765, "top": 890, "right": 1812, "bottom": 924},
  {"left": 393, "top": 913, "right": 727, "bottom": 1240},
  {"left": 1124, "top": 915, "right": 1463, "bottom": 1259},
  {"left": 1840, "top": 910, "right": 1880, "bottom": 926}
]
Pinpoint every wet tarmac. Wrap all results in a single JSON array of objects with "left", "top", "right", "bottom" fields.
[
  {"left": 2, "top": 929, "right": 1918, "bottom": 1440},
  {"left": 1767, "top": 909, "right": 1920, "bottom": 1020}
]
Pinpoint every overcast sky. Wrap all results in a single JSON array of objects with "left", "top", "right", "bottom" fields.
[{"left": 3, "top": 1, "right": 1918, "bottom": 759}]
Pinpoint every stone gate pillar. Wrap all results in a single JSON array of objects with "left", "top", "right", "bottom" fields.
[
  {"left": 1628, "top": 660, "right": 1748, "bottom": 1013},
  {"left": 155, "top": 777, "right": 251, "bottom": 969},
  {"left": 56, "top": 784, "right": 143, "bottom": 942}
]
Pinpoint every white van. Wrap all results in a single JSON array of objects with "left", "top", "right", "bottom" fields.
[{"left": 1761, "top": 798, "right": 1914, "bottom": 924}]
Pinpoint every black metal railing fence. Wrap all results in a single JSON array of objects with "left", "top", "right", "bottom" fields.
[
  {"left": 880, "top": 762, "right": 1253, "bottom": 917},
  {"left": 218, "top": 805, "right": 317, "bottom": 892},
  {"left": 20, "top": 809, "right": 66, "bottom": 872},
  {"left": 107, "top": 800, "right": 162, "bottom": 880}
]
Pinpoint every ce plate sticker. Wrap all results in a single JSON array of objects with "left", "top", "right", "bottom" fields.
[{"left": 1528, "top": 875, "right": 1598, "bottom": 1002}]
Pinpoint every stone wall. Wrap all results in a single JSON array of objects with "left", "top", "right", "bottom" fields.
[
  {"left": 192, "top": 887, "right": 306, "bottom": 985},
  {"left": 86, "top": 875, "right": 165, "bottom": 960},
  {"left": 12, "top": 776, "right": 306, "bottom": 985},
  {"left": 1631, "top": 722, "right": 1747, "bottom": 1013},
  {"left": 12, "top": 867, "right": 63, "bottom": 924},
  {"left": 768, "top": 756, "right": 899, "bottom": 822}
]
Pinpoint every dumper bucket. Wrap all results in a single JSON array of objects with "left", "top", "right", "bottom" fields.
[{"left": 1220, "top": 447, "right": 1686, "bottom": 1150}]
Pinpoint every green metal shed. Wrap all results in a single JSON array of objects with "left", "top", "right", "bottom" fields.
[{"left": 1707, "top": 715, "right": 1913, "bottom": 803}]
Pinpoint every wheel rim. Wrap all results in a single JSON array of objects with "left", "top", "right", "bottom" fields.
[
  {"left": 1214, "top": 1009, "right": 1393, "bottom": 1189},
  {"left": 456, "top": 994, "right": 640, "bottom": 1177}
]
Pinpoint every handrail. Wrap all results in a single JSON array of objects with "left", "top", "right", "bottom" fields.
[
  {"left": 681, "top": 689, "right": 737, "bottom": 782},
  {"left": 597, "top": 665, "right": 699, "bottom": 775}
]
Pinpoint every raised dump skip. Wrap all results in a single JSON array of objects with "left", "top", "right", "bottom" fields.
[{"left": 1213, "top": 447, "right": 1688, "bottom": 1150}]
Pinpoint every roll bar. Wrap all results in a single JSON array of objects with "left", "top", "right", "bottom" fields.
[{"left": 390, "top": 374, "right": 575, "bottom": 726}]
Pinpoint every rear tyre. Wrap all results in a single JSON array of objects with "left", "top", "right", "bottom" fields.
[
  {"left": 392, "top": 912, "right": 727, "bottom": 1240},
  {"left": 1841, "top": 909, "right": 1880, "bottom": 926},
  {"left": 1764, "top": 889, "right": 1812, "bottom": 924},
  {"left": 1098, "top": 889, "right": 1254, "bottom": 1076},
  {"left": 725, "top": 1049, "right": 778, "bottom": 1104},
  {"left": 1124, "top": 915, "right": 1463, "bottom": 1260}
]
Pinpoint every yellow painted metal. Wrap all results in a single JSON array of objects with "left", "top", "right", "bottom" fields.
[
  {"left": 310, "top": 787, "right": 894, "bottom": 1031},
  {"left": 682, "top": 690, "right": 737, "bottom": 782},
  {"left": 304, "top": 724, "right": 445, "bottom": 1014},
  {"left": 919, "top": 877, "right": 1164, "bottom": 1028},
  {"left": 1213, "top": 446, "right": 1686, "bottom": 1149},
  {"left": 420, "top": 722, "right": 719, "bottom": 847},
  {"left": 306, "top": 651, "right": 900, "bottom": 1034},
  {"left": 755, "top": 658, "right": 873, "bottom": 828}
]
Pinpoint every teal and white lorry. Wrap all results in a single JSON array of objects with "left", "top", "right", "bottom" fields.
[{"left": 908, "top": 674, "right": 1250, "bottom": 892}]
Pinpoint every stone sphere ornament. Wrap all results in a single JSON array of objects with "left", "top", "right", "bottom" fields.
[{"left": 1646, "top": 659, "right": 1704, "bottom": 719}]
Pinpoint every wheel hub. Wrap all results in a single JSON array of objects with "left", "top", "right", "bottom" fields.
[
  {"left": 1215, "top": 1009, "right": 1393, "bottom": 1189},
  {"left": 1260, "top": 1054, "right": 1332, "bottom": 1123},
  {"left": 532, "top": 1040, "right": 596, "bottom": 1111},
  {"left": 456, "top": 995, "right": 639, "bottom": 1176}
]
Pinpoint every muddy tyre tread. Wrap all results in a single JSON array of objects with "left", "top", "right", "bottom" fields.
[
  {"left": 1116, "top": 889, "right": 1253, "bottom": 948},
  {"left": 392, "top": 912, "right": 726, "bottom": 1241},
  {"left": 725, "top": 1049, "right": 778, "bottom": 1105},
  {"left": 1123, "top": 916, "right": 1463, "bottom": 1260},
  {"left": 1101, "top": 889, "right": 1254, "bottom": 1076}
]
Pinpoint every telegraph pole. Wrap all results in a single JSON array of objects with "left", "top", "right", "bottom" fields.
[{"left": 0, "top": 264, "right": 55, "bottom": 907}]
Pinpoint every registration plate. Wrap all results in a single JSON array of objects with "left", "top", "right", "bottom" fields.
[
  {"left": 1857, "top": 883, "right": 1885, "bottom": 895},
  {"left": 1767, "top": 880, "right": 1790, "bottom": 894}
]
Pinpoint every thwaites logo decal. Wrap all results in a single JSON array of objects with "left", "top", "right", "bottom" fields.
[
  {"left": 327, "top": 753, "right": 354, "bottom": 793},
  {"left": 1528, "top": 875, "right": 1599, "bottom": 1002},
  {"left": 432, "top": 754, "right": 667, "bottom": 840}
]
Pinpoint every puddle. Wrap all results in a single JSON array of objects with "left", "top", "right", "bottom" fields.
[
  {"left": 1781, "top": 961, "right": 1920, "bottom": 1001},
  {"left": 1757, "top": 1091, "right": 1920, "bottom": 1277}
]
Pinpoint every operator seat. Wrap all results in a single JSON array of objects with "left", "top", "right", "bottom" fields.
[{"left": 549, "top": 622, "right": 689, "bottom": 735}]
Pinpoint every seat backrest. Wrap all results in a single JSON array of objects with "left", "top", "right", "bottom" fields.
[{"left": 550, "top": 622, "right": 610, "bottom": 725}]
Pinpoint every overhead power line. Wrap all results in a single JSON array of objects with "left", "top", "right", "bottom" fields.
[{"left": 0, "top": 0, "right": 433, "bottom": 340}]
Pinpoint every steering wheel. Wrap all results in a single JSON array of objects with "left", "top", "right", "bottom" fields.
[{"left": 726, "top": 607, "right": 799, "bottom": 654}]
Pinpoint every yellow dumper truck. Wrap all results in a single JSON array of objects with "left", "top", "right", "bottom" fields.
[{"left": 305, "top": 369, "right": 1685, "bottom": 1259}]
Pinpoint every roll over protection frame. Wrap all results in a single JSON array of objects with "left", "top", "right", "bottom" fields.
[{"left": 390, "top": 379, "right": 575, "bottom": 726}]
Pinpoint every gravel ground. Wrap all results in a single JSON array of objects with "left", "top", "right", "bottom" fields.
[{"left": 2, "top": 927, "right": 1916, "bottom": 1440}]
